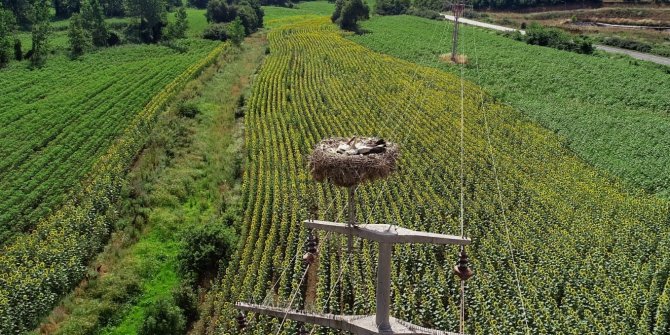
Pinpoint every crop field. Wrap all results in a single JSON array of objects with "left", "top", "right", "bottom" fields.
[
  {"left": 0, "top": 39, "right": 219, "bottom": 244},
  {"left": 199, "top": 18, "right": 670, "bottom": 335},
  {"left": 349, "top": 15, "right": 670, "bottom": 198},
  {"left": 0, "top": 39, "right": 228, "bottom": 333}
]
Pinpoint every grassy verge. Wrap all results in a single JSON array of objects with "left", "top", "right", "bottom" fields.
[
  {"left": 33, "top": 33, "right": 267, "bottom": 335},
  {"left": 349, "top": 14, "right": 670, "bottom": 197}
]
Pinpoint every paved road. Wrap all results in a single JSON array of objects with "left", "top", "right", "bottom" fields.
[
  {"left": 594, "top": 45, "right": 670, "bottom": 66},
  {"left": 442, "top": 14, "right": 526, "bottom": 35},
  {"left": 442, "top": 14, "right": 670, "bottom": 67}
]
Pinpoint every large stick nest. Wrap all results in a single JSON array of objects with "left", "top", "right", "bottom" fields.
[{"left": 309, "top": 137, "right": 399, "bottom": 187}]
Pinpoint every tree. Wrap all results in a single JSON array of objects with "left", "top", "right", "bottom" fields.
[
  {"left": 226, "top": 16, "right": 244, "bottom": 45},
  {"left": 82, "top": 0, "right": 108, "bottom": 46},
  {"left": 166, "top": 5, "right": 188, "bottom": 38},
  {"left": 30, "top": 0, "right": 51, "bottom": 67},
  {"left": 53, "top": 0, "right": 81, "bottom": 19},
  {"left": 188, "top": 0, "right": 208, "bottom": 9},
  {"left": 236, "top": 1, "right": 262, "bottom": 34},
  {"left": 13, "top": 38, "right": 21, "bottom": 60},
  {"left": 2, "top": 0, "right": 31, "bottom": 27},
  {"left": 331, "top": 0, "right": 369, "bottom": 31},
  {"left": 124, "top": 0, "right": 167, "bottom": 43},
  {"left": 206, "top": 0, "right": 236, "bottom": 23},
  {"left": 100, "top": 0, "right": 124, "bottom": 16},
  {"left": 68, "top": 13, "right": 89, "bottom": 57},
  {"left": 0, "top": 9, "right": 14, "bottom": 68}
]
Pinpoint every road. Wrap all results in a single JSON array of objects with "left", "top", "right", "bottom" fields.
[
  {"left": 441, "top": 14, "right": 670, "bottom": 67},
  {"left": 594, "top": 45, "right": 670, "bottom": 66}
]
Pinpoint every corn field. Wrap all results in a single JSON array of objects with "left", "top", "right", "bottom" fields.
[{"left": 199, "top": 19, "right": 670, "bottom": 335}]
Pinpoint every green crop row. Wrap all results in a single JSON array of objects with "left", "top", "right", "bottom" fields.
[
  {"left": 0, "top": 40, "right": 219, "bottom": 245},
  {"left": 198, "top": 19, "right": 670, "bottom": 334},
  {"left": 0, "top": 42, "right": 229, "bottom": 334},
  {"left": 349, "top": 15, "right": 670, "bottom": 198}
]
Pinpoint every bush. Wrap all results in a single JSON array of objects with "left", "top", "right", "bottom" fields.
[
  {"left": 177, "top": 101, "right": 200, "bottom": 118},
  {"left": 227, "top": 17, "right": 245, "bottom": 45},
  {"left": 13, "top": 38, "right": 21, "bottom": 60},
  {"left": 177, "top": 223, "right": 236, "bottom": 285},
  {"left": 139, "top": 298, "right": 186, "bottom": 335},
  {"left": 107, "top": 30, "right": 122, "bottom": 46},
  {"left": 601, "top": 36, "right": 652, "bottom": 53},
  {"left": 515, "top": 23, "right": 594, "bottom": 55},
  {"left": 203, "top": 23, "right": 229, "bottom": 41},
  {"left": 173, "top": 285, "right": 198, "bottom": 324}
]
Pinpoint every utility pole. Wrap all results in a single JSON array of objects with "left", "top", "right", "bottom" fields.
[
  {"left": 237, "top": 220, "right": 471, "bottom": 334},
  {"left": 451, "top": 2, "right": 465, "bottom": 63}
]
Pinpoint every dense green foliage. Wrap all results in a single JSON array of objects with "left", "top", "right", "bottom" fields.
[
  {"left": 506, "top": 23, "right": 594, "bottom": 54},
  {"left": 178, "top": 222, "right": 237, "bottom": 286},
  {"left": 140, "top": 298, "right": 187, "bottom": 335},
  {"left": 29, "top": 0, "right": 51, "bottom": 67},
  {"left": 167, "top": 6, "right": 189, "bottom": 38},
  {"left": 331, "top": 0, "right": 369, "bottom": 31},
  {"left": 68, "top": 13, "right": 90, "bottom": 57},
  {"left": 600, "top": 36, "right": 653, "bottom": 53},
  {"left": 139, "top": 298, "right": 187, "bottom": 335},
  {"left": 374, "top": 0, "right": 409, "bottom": 15},
  {"left": 471, "top": 0, "right": 600, "bottom": 10},
  {"left": 124, "top": 0, "right": 168, "bottom": 43},
  {"left": 81, "top": 0, "right": 109, "bottom": 46},
  {"left": 350, "top": 15, "right": 670, "bottom": 198},
  {"left": 0, "top": 42, "right": 226, "bottom": 333},
  {"left": 0, "top": 9, "right": 14, "bottom": 67},
  {"left": 205, "top": 0, "right": 264, "bottom": 35},
  {"left": 31, "top": 37, "right": 264, "bottom": 334},
  {"left": 199, "top": 18, "right": 670, "bottom": 334}
]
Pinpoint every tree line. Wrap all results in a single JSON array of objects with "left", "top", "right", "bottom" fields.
[{"left": 0, "top": 0, "right": 264, "bottom": 69}]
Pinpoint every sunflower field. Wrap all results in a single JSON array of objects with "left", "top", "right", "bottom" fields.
[{"left": 198, "top": 18, "right": 670, "bottom": 335}]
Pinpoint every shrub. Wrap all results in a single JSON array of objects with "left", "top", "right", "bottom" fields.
[
  {"left": 13, "top": 38, "right": 22, "bottom": 60},
  {"left": 516, "top": 23, "right": 594, "bottom": 55},
  {"left": 601, "top": 36, "right": 652, "bottom": 53},
  {"left": 227, "top": 17, "right": 245, "bottom": 45},
  {"left": 177, "top": 223, "right": 236, "bottom": 285},
  {"left": 177, "top": 101, "right": 200, "bottom": 118},
  {"left": 203, "top": 23, "right": 229, "bottom": 41},
  {"left": 107, "top": 30, "right": 122, "bottom": 46},
  {"left": 138, "top": 298, "right": 186, "bottom": 335},
  {"left": 173, "top": 285, "right": 199, "bottom": 324}
]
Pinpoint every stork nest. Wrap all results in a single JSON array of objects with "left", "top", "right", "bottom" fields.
[{"left": 309, "top": 137, "right": 399, "bottom": 187}]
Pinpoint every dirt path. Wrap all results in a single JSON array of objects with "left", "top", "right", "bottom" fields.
[{"left": 441, "top": 14, "right": 670, "bottom": 66}]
